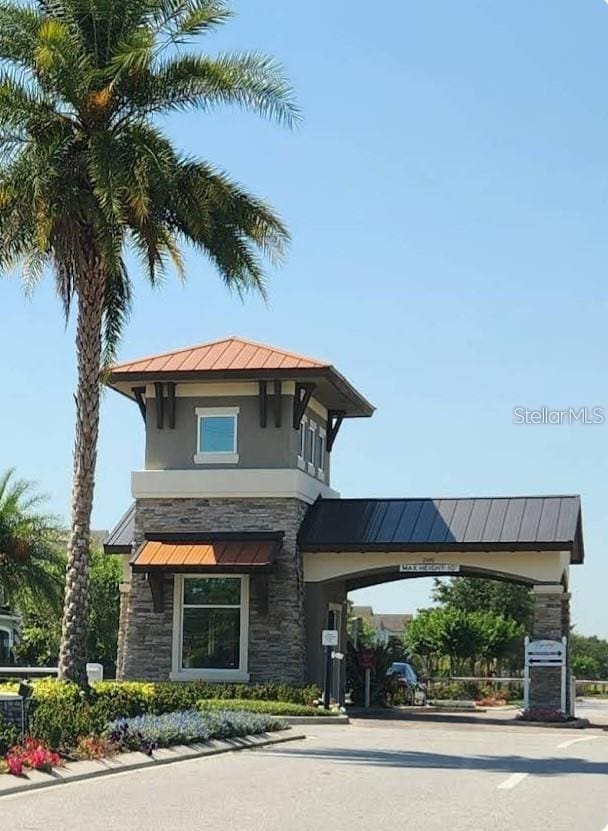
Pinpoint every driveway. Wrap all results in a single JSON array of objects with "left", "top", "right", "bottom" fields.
[{"left": 4, "top": 714, "right": 608, "bottom": 831}]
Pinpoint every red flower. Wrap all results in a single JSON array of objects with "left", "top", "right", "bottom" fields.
[{"left": 6, "top": 755, "right": 23, "bottom": 777}]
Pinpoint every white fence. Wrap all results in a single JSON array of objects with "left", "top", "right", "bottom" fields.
[{"left": 0, "top": 664, "right": 103, "bottom": 682}]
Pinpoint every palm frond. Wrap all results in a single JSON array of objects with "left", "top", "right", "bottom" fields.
[{"left": 126, "top": 51, "right": 300, "bottom": 127}]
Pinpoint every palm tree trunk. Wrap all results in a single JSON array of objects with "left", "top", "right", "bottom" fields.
[{"left": 58, "top": 262, "right": 106, "bottom": 685}]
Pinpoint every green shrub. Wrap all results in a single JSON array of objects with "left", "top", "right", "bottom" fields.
[
  {"left": 92, "top": 681, "right": 321, "bottom": 715},
  {"left": 19, "top": 679, "right": 321, "bottom": 749},
  {"left": 428, "top": 680, "right": 521, "bottom": 702},
  {"left": 196, "top": 699, "right": 335, "bottom": 716},
  {"left": 0, "top": 716, "right": 18, "bottom": 755}
]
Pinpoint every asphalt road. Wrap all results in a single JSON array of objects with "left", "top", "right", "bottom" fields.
[{"left": 4, "top": 712, "right": 608, "bottom": 831}]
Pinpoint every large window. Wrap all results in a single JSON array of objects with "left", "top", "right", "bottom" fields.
[
  {"left": 194, "top": 407, "right": 239, "bottom": 464},
  {"left": 172, "top": 575, "right": 249, "bottom": 680}
]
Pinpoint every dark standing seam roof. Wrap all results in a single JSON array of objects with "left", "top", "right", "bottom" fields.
[
  {"left": 106, "top": 496, "right": 585, "bottom": 564},
  {"left": 104, "top": 504, "right": 135, "bottom": 553},
  {"left": 298, "top": 496, "right": 584, "bottom": 564}
]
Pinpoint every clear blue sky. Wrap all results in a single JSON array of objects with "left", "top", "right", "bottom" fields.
[{"left": 1, "top": 1, "right": 607, "bottom": 635}]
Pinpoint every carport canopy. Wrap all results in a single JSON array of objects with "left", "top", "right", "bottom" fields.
[{"left": 298, "top": 496, "right": 583, "bottom": 589}]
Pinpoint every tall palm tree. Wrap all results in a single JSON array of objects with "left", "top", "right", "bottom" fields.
[
  {"left": 0, "top": 468, "right": 64, "bottom": 613},
  {"left": 0, "top": 0, "right": 298, "bottom": 684}
]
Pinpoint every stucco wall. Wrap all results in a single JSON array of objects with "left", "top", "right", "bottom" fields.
[
  {"left": 144, "top": 393, "right": 330, "bottom": 483},
  {"left": 304, "top": 580, "right": 347, "bottom": 694}
]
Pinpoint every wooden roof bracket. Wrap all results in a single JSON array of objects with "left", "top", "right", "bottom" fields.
[
  {"left": 273, "top": 380, "right": 282, "bottom": 428},
  {"left": 132, "top": 387, "right": 146, "bottom": 423},
  {"left": 167, "top": 382, "right": 176, "bottom": 429},
  {"left": 146, "top": 571, "right": 164, "bottom": 613},
  {"left": 293, "top": 382, "right": 316, "bottom": 429},
  {"left": 327, "top": 409, "right": 346, "bottom": 452},
  {"left": 154, "top": 382, "right": 164, "bottom": 429},
  {"left": 259, "top": 380, "right": 268, "bottom": 428}
]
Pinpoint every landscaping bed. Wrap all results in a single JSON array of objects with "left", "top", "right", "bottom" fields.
[
  {"left": 0, "top": 679, "right": 319, "bottom": 777},
  {"left": 196, "top": 699, "right": 338, "bottom": 717}
]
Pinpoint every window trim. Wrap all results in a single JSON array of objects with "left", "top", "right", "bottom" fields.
[
  {"left": 307, "top": 420, "right": 317, "bottom": 475},
  {"left": 316, "top": 426, "right": 326, "bottom": 481},
  {"left": 170, "top": 573, "right": 250, "bottom": 682},
  {"left": 194, "top": 407, "right": 239, "bottom": 465},
  {"left": 297, "top": 415, "right": 307, "bottom": 470}
]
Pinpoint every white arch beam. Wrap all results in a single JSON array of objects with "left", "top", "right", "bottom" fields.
[{"left": 303, "top": 549, "right": 570, "bottom": 589}]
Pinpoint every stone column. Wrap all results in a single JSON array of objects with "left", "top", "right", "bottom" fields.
[
  {"left": 117, "top": 497, "right": 309, "bottom": 683},
  {"left": 529, "top": 585, "right": 571, "bottom": 712}
]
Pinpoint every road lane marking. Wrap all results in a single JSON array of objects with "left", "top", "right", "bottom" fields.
[
  {"left": 557, "top": 736, "right": 599, "bottom": 750},
  {"left": 497, "top": 773, "right": 528, "bottom": 790}
]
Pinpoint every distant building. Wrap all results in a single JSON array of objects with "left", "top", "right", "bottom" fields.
[
  {"left": 352, "top": 606, "right": 412, "bottom": 645},
  {"left": 0, "top": 607, "right": 20, "bottom": 664}
]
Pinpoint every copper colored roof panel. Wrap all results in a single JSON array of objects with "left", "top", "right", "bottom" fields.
[
  {"left": 131, "top": 538, "right": 278, "bottom": 571},
  {"left": 111, "top": 337, "right": 328, "bottom": 376}
]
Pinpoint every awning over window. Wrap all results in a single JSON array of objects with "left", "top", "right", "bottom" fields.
[{"left": 131, "top": 536, "right": 281, "bottom": 572}]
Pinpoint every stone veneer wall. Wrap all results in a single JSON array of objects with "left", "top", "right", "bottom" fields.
[
  {"left": 529, "top": 589, "right": 571, "bottom": 711},
  {"left": 117, "top": 497, "right": 309, "bottom": 684}
]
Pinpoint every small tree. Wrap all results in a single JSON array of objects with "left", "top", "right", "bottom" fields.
[
  {"left": 0, "top": 469, "right": 64, "bottom": 613},
  {"left": 86, "top": 548, "right": 121, "bottom": 674},
  {"left": 432, "top": 577, "right": 534, "bottom": 630}
]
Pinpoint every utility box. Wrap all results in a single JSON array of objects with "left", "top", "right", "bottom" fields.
[{"left": 86, "top": 663, "right": 104, "bottom": 683}]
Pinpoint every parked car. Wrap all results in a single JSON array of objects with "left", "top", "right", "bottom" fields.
[{"left": 386, "top": 661, "right": 427, "bottom": 705}]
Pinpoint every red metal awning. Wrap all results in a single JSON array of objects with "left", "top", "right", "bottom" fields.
[{"left": 131, "top": 538, "right": 279, "bottom": 572}]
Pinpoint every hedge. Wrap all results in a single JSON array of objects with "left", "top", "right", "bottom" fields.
[
  {"left": 196, "top": 699, "right": 336, "bottom": 717},
  {"left": 0, "top": 679, "right": 321, "bottom": 750},
  {"left": 427, "top": 680, "right": 520, "bottom": 702}
]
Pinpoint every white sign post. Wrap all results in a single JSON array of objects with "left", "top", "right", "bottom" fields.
[
  {"left": 321, "top": 630, "right": 339, "bottom": 710},
  {"left": 322, "top": 629, "right": 339, "bottom": 647},
  {"left": 523, "top": 636, "right": 568, "bottom": 713}
]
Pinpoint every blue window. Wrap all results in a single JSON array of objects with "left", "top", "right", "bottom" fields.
[{"left": 198, "top": 414, "right": 237, "bottom": 454}]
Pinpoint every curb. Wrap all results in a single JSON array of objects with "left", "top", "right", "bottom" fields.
[
  {"left": 0, "top": 731, "right": 306, "bottom": 798},
  {"left": 512, "top": 718, "right": 590, "bottom": 730},
  {"left": 282, "top": 715, "right": 349, "bottom": 725}
]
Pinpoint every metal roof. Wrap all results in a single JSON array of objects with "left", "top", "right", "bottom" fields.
[
  {"left": 107, "top": 336, "right": 374, "bottom": 418},
  {"left": 132, "top": 537, "right": 279, "bottom": 572},
  {"left": 107, "top": 496, "right": 584, "bottom": 564},
  {"left": 299, "top": 496, "right": 584, "bottom": 564},
  {"left": 104, "top": 504, "right": 135, "bottom": 553},
  {"left": 110, "top": 336, "right": 328, "bottom": 375}
]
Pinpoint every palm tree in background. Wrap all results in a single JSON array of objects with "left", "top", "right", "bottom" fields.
[
  {"left": 0, "top": 469, "right": 64, "bottom": 614},
  {"left": 0, "top": 0, "right": 298, "bottom": 683}
]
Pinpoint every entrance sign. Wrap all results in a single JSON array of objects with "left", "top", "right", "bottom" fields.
[
  {"left": 322, "top": 629, "right": 339, "bottom": 647},
  {"left": 399, "top": 563, "right": 460, "bottom": 574},
  {"left": 525, "top": 639, "right": 566, "bottom": 667},
  {"left": 523, "top": 636, "right": 568, "bottom": 714}
]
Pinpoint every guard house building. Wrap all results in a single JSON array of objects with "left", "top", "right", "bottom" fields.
[{"left": 105, "top": 337, "right": 585, "bottom": 711}]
